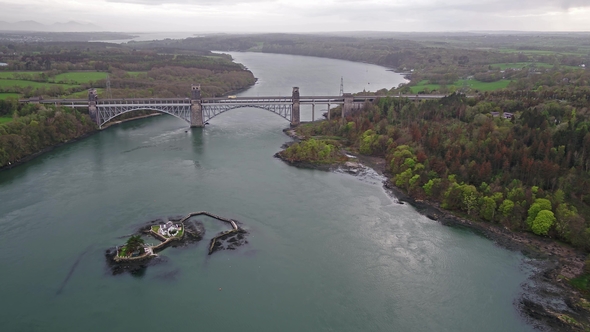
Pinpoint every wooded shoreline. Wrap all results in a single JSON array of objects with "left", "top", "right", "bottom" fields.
[{"left": 278, "top": 128, "right": 590, "bottom": 331}]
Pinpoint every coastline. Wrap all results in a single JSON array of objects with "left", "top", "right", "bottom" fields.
[{"left": 280, "top": 128, "right": 590, "bottom": 331}]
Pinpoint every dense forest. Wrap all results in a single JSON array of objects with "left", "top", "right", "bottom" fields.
[
  {"left": 293, "top": 88, "right": 590, "bottom": 250},
  {"left": 0, "top": 104, "right": 96, "bottom": 166}
]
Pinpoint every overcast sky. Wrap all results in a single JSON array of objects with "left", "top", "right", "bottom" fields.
[{"left": 1, "top": 0, "right": 590, "bottom": 32}]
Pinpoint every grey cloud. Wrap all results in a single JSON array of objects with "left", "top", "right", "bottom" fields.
[
  {"left": 290, "top": 0, "right": 590, "bottom": 22},
  {"left": 104, "top": 0, "right": 276, "bottom": 5}
]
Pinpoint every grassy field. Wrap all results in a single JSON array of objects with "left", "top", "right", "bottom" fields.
[
  {"left": 497, "top": 48, "right": 586, "bottom": 56},
  {"left": 410, "top": 80, "right": 443, "bottom": 94},
  {"left": 0, "top": 71, "right": 43, "bottom": 79},
  {"left": 0, "top": 79, "right": 69, "bottom": 89},
  {"left": 491, "top": 62, "right": 554, "bottom": 70},
  {"left": 54, "top": 72, "right": 108, "bottom": 84},
  {"left": 457, "top": 79, "right": 511, "bottom": 91},
  {"left": 0, "top": 93, "right": 20, "bottom": 100},
  {"left": 491, "top": 62, "right": 582, "bottom": 70},
  {"left": 410, "top": 79, "right": 511, "bottom": 94},
  {"left": 0, "top": 116, "right": 13, "bottom": 124}
]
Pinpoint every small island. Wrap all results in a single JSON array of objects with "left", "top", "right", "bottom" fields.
[{"left": 106, "top": 211, "right": 248, "bottom": 275}]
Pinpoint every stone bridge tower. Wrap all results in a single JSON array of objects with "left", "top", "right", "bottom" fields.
[
  {"left": 342, "top": 93, "right": 353, "bottom": 120},
  {"left": 190, "top": 85, "right": 204, "bottom": 127},
  {"left": 291, "top": 87, "right": 300, "bottom": 127},
  {"left": 88, "top": 88, "right": 98, "bottom": 126}
]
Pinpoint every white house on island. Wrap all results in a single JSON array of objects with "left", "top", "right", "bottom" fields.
[{"left": 159, "top": 221, "right": 181, "bottom": 237}]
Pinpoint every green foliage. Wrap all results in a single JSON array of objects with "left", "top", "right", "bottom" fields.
[
  {"left": 122, "top": 235, "right": 145, "bottom": 257},
  {"left": 409, "top": 174, "right": 420, "bottom": 188},
  {"left": 499, "top": 199, "right": 515, "bottom": 217},
  {"left": 531, "top": 210, "right": 556, "bottom": 235},
  {"left": 527, "top": 198, "right": 553, "bottom": 227},
  {"left": 279, "top": 138, "right": 345, "bottom": 164},
  {"left": 390, "top": 145, "right": 415, "bottom": 173},
  {"left": 423, "top": 178, "right": 436, "bottom": 197},
  {"left": 395, "top": 169, "right": 414, "bottom": 190},
  {"left": 359, "top": 129, "right": 377, "bottom": 155},
  {"left": 0, "top": 107, "right": 96, "bottom": 167},
  {"left": 461, "top": 185, "right": 479, "bottom": 215},
  {"left": 480, "top": 196, "right": 497, "bottom": 221}
]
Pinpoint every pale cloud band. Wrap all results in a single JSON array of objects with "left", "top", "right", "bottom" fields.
[{"left": 0, "top": 0, "right": 589, "bottom": 32}]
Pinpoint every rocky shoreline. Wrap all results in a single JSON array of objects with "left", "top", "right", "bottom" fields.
[{"left": 279, "top": 129, "right": 590, "bottom": 331}]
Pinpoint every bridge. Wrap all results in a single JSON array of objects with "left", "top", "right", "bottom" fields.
[{"left": 24, "top": 85, "right": 446, "bottom": 129}]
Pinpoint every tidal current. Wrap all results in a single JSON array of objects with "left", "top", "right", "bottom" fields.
[{"left": 0, "top": 52, "right": 535, "bottom": 331}]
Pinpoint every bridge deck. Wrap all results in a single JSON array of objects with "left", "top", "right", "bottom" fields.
[{"left": 22, "top": 94, "right": 447, "bottom": 105}]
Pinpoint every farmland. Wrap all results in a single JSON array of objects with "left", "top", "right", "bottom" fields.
[
  {"left": 409, "top": 79, "right": 512, "bottom": 94},
  {"left": 54, "top": 72, "right": 108, "bottom": 84}
]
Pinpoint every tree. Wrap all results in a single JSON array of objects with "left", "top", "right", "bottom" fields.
[
  {"left": 531, "top": 210, "right": 556, "bottom": 236},
  {"left": 124, "top": 235, "right": 145, "bottom": 255},
  {"left": 499, "top": 199, "right": 515, "bottom": 218},
  {"left": 461, "top": 184, "right": 479, "bottom": 215},
  {"left": 526, "top": 198, "right": 552, "bottom": 227},
  {"left": 480, "top": 196, "right": 497, "bottom": 222}
]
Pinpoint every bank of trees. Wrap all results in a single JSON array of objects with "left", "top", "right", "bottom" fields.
[
  {"left": 0, "top": 105, "right": 96, "bottom": 167},
  {"left": 279, "top": 138, "right": 346, "bottom": 164},
  {"left": 298, "top": 92, "right": 590, "bottom": 250}
]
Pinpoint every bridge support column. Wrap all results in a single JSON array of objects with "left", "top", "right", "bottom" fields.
[
  {"left": 327, "top": 103, "right": 331, "bottom": 120},
  {"left": 311, "top": 104, "right": 315, "bottom": 122},
  {"left": 291, "top": 87, "right": 300, "bottom": 127},
  {"left": 88, "top": 88, "right": 99, "bottom": 127},
  {"left": 342, "top": 93, "right": 353, "bottom": 122},
  {"left": 190, "top": 85, "right": 204, "bottom": 128}
]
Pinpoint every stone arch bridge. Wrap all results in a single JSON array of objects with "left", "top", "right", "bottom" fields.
[{"left": 24, "top": 85, "right": 445, "bottom": 129}]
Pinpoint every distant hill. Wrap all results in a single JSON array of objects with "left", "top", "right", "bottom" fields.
[{"left": 0, "top": 20, "right": 102, "bottom": 32}]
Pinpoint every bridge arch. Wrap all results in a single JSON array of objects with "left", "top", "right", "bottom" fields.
[
  {"left": 203, "top": 104, "right": 292, "bottom": 123},
  {"left": 97, "top": 105, "right": 191, "bottom": 128}
]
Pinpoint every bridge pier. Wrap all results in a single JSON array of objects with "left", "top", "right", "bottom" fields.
[
  {"left": 311, "top": 104, "right": 315, "bottom": 122},
  {"left": 88, "top": 88, "right": 99, "bottom": 127},
  {"left": 291, "top": 87, "right": 300, "bottom": 127},
  {"left": 342, "top": 93, "right": 353, "bottom": 121},
  {"left": 190, "top": 85, "right": 204, "bottom": 128}
]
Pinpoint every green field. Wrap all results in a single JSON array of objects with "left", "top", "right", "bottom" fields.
[
  {"left": 54, "top": 72, "right": 108, "bottom": 84},
  {"left": 0, "top": 93, "right": 20, "bottom": 100},
  {"left": 0, "top": 71, "right": 43, "bottom": 79},
  {"left": 491, "top": 62, "right": 582, "bottom": 70},
  {"left": 491, "top": 62, "right": 554, "bottom": 70},
  {"left": 410, "top": 79, "right": 512, "bottom": 94},
  {"left": 0, "top": 116, "right": 13, "bottom": 124},
  {"left": 410, "top": 80, "right": 443, "bottom": 93},
  {"left": 0, "top": 79, "right": 69, "bottom": 89},
  {"left": 457, "top": 79, "right": 511, "bottom": 91},
  {"left": 498, "top": 48, "right": 585, "bottom": 56}
]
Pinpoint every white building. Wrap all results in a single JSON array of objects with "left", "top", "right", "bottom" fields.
[{"left": 159, "top": 221, "right": 180, "bottom": 237}]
